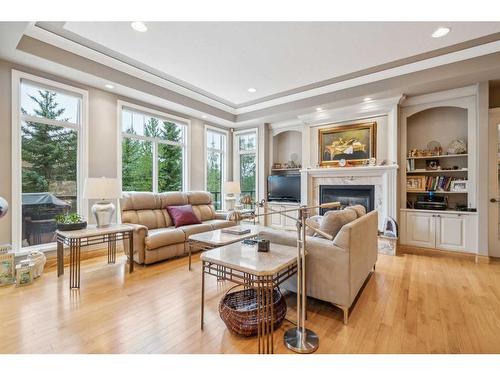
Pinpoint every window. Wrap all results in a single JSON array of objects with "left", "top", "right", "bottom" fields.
[
  {"left": 12, "top": 71, "right": 88, "bottom": 250},
  {"left": 120, "top": 103, "right": 188, "bottom": 193},
  {"left": 205, "top": 126, "right": 227, "bottom": 210},
  {"left": 234, "top": 129, "right": 258, "bottom": 202}
]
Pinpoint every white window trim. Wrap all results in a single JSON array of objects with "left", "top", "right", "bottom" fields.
[
  {"left": 204, "top": 124, "right": 228, "bottom": 210},
  {"left": 116, "top": 100, "right": 191, "bottom": 196},
  {"left": 11, "top": 70, "right": 89, "bottom": 252},
  {"left": 233, "top": 128, "right": 259, "bottom": 201}
]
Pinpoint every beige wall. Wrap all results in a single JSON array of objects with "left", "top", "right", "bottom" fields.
[{"left": 0, "top": 59, "right": 229, "bottom": 244}]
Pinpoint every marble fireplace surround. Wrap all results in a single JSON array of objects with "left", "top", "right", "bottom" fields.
[{"left": 301, "top": 165, "right": 398, "bottom": 231}]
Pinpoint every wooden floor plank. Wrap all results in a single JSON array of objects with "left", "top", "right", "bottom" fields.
[{"left": 1, "top": 250, "right": 500, "bottom": 354}]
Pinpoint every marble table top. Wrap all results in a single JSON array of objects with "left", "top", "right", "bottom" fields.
[
  {"left": 200, "top": 241, "right": 298, "bottom": 276},
  {"left": 56, "top": 224, "right": 134, "bottom": 239},
  {"left": 188, "top": 225, "right": 260, "bottom": 246}
]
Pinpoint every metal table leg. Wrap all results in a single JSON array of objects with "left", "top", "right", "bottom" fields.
[
  {"left": 201, "top": 260, "right": 205, "bottom": 330},
  {"left": 128, "top": 231, "right": 134, "bottom": 273},
  {"left": 189, "top": 241, "right": 193, "bottom": 271},
  {"left": 107, "top": 233, "right": 117, "bottom": 264},
  {"left": 69, "top": 238, "right": 81, "bottom": 289},
  {"left": 57, "top": 239, "right": 64, "bottom": 277}
]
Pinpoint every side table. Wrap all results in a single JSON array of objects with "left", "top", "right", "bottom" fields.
[{"left": 56, "top": 224, "right": 134, "bottom": 289}]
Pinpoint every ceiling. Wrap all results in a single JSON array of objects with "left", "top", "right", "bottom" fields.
[
  {"left": 1, "top": 22, "right": 500, "bottom": 127},
  {"left": 36, "top": 22, "right": 500, "bottom": 107}
]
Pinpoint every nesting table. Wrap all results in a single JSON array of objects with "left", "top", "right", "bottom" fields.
[
  {"left": 187, "top": 225, "right": 259, "bottom": 270},
  {"left": 200, "top": 241, "right": 298, "bottom": 354},
  {"left": 56, "top": 224, "right": 134, "bottom": 289}
]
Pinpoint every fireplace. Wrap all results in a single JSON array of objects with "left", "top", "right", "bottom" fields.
[{"left": 319, "top": 185, "right": 375, "bottom": 215}]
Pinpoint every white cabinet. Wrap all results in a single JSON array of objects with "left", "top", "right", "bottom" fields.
[
  {"left": 405, "top": 212, "right": 436, "bottom": 248},
  {"left": 401, "top": 210, "right": 478, "bottom": 253},
  {"left": 435, "top": 214, "right": 467, "bottom": 251},
  {"left": 265, "top": 203, "right": 299, "bottom": 231}
]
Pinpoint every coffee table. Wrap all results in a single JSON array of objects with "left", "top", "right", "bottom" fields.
[
  {"left": 187, "top": 225, "right": 259, "bottom": 270},
  {"left": 200, "top": 241, "right": 299, "bottom": 354}
]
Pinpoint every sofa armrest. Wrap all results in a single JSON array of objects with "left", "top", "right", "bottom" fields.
[
  {"left": 123, "top": 223, "right": 148, "bottom": 264},
  {"left": 214, "top": 211, "right": 229, "bottom": 220}
]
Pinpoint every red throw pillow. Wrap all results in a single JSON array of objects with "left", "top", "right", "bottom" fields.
[{"left": 166, "top": 205, "right": 201, "bottom": 227}]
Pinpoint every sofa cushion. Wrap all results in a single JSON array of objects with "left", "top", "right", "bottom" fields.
[
  {"left": 192, "top": 204, "right": 216, "bottom": 221},
  {"left": 121, "top": 192, "right": 161, "bottom": 210},
  {"left": 319, "top": 209, "right": 357, "bottom": 239},
  {"left": 346, "top": 204, "right": 366, "bottom": 218},
  {"left": 160, "top": 192, "right": 189, "bottom": 207},
  {"left": 145, "top": 228, "right": 186, "bottom": 250},
  {"left": 305, "top": 215, "right": 322, "bottom": 236},
  {"left": 203, "top": 219, "right": 235, "bottom": 230},
  {"left": 180, "top": 223, "right": 214, "bottom": 237},
  {"left": 167, "top": 205, "right": 202, "bottom": 227},
  {"left": 187, "top": 191, "right": 212, "bottom": 205},
  {"left": 123, "top": 209, "right": 169, "bottom": 230}
]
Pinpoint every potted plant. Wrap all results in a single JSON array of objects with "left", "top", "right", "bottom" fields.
[{"left": 55, "top": 213, "right": 87, "bottom": 231}]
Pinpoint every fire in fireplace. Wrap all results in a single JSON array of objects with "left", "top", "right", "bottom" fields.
[{"left": 319, "top": 185, "right": 375, "bottom": 215}]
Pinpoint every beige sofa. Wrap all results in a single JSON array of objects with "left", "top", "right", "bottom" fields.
[
  {"left": 120, "top": 191, "right": 236, "bottom": 264},
  {"left": 258, "top": 210, "right": 378, "bottom": 324}
]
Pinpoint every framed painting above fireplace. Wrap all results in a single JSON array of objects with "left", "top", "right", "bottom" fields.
[{"left": 319, "top": 122, "right": 377, "bottom": 166}]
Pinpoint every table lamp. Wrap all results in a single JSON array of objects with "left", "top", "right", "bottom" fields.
[
  {"left": 224, "top": 181, "right": 240, "bottom": 210},
  {"left": 83, "top": 177, "right": 121, "bottom": 227}
]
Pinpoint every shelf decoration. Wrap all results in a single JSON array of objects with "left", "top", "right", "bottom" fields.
[
  {"left": 450, "top": 180, "right": 468, "bottom": 193},
  {"left": 406, "top": 176, "right": 426, "bottom": 192},
  {"left": 15, "top": 260, "right": 34, "bottom": 287},
  {"left": 0, "top": 245, "right": 15, "bottom": 286}
]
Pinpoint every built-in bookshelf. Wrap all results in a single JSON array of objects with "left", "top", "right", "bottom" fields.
[
  {"left": 399, "top": 86, "right": 479, "bottom": 254},
  {"left": 402, "top": 103, "right": 471, "bottom": 211}
]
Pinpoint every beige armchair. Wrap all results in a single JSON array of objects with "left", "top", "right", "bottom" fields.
[
  {"left": 120, "top": 191, "right": 236, "bottom": 264},
  {"left": 258, "top": 210, "right": 378, "bottom": 324}
]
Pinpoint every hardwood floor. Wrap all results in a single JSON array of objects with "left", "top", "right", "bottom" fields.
[{"left": 1, "top": 249, "right": 500, "bottom": 354}]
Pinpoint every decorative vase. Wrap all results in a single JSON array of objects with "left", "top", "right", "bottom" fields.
[{"left": 27, "top": 251, "right": 47, "bottom": 278}]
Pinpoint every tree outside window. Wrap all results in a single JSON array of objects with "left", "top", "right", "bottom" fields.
[{"left": 121, "top": 108, "right": 186, "bottom": 193}]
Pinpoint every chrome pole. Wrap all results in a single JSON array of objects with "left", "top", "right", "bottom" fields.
[{"left": 284, "top": 206, "right": 319, "bottom": 353}]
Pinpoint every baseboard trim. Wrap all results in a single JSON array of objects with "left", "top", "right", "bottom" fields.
[{"left": 399, "top": 245, "right": 490, "bottom": 263}]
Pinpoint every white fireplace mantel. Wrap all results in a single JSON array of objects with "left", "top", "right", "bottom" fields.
[{"left": 301, "top": 164, "right": 399, "bottom": 230}]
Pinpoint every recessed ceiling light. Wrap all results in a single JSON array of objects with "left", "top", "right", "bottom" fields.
[
  {"left": 247, "top": 88, "right": 257, "bottom": 93},
  {"left": 131, "top": 22, "right": 148, "bottom": 32},
  {"left": 202, "top": 115, "right": 208, "bottom": 119},
  {"left": 363, "top": 97, "right": 372, "bottom": 102},
  {"left": 104, "top": 83, "right": 115, "bottom": 89},
  {"left": 316, "top": 107, "right": 323, "bottom": 111},
  {"left": 432, "top": 27, "right": 450, "bottom": 38}
]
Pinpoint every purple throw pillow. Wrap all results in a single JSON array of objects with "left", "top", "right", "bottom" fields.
[{"left": 166, "top": 205, "right": 201, "bottom": 228}]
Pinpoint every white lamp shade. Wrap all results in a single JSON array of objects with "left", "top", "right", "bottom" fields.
[
  {"left": 224, "top": 181, "right": 241, "bottom": 195},
  {"left": 83, "top": 177, "right": 121, "bottom": 200}
]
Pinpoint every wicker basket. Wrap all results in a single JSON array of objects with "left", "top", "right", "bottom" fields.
[{"left": 218, "top": 287, "right": 287, "bottom": 337}]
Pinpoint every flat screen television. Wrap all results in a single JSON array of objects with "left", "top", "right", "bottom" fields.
[{"left": 267, "top": 175, "right": 301, "bottom": 203}]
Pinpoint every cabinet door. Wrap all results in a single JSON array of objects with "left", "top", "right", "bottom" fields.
[
  {"left": 268, "top": 205, "right": 282, "bottom": 227},
  {"left": 435, "top": 214, "right": 466, "bottom": 252},
  {"left": 406, "top": 212, "right": 435, "bottom": 248},
  {"left": 284, "top": 206, "right": 299, "bottom": 230}
]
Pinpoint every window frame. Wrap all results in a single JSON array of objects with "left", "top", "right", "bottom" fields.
[
  {"left": 117, "top": 100, "right": 190, "bottom": 194},
  {"left": 233, "top": 128, "right": 259, "bottom": 202},
  {"left": 11, "top": 70, "right": 89, "bottom": 252},
  {"left": 204, "top": 124, "right": 228, "bottom": 210}
]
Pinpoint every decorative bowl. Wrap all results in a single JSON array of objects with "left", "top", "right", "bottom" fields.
[{"left": 57, "top": 221, "right": 87, "bottom": 231}]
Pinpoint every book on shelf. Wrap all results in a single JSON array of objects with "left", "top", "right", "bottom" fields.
[
  {"left": 424, "top": 176, "right": 461, "bottom": 192},
  {"left": 221, "top": 226, "right": 251, "bottom": 235},
  {"left": 406, "top": 159, "right": 415, "bottom": 172}
]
